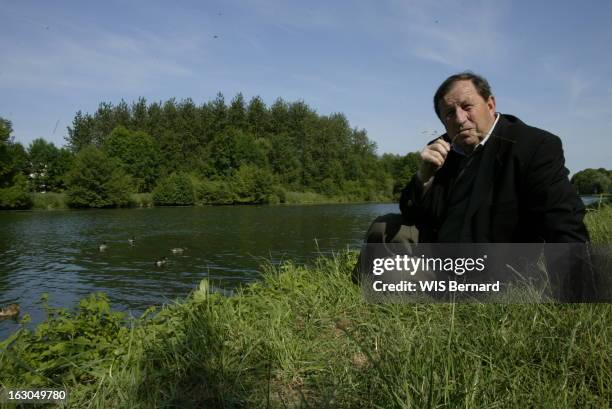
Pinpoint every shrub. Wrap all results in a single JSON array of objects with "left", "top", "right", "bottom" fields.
[
  {"left": 32, "top": 192, "right": 67, "bottom": 210},
  {"left": 130, "top": 193, "right": 153, "bottom": 208},
  {"left": 230, "top": 164, "right": 276, "bottom": 204},
  {"left": 197, "top": 178, "right": 236, "bottom": 205},
  {"left": 65, "top": 146, "right": 133, "bottom": 208},
  {"left": 0, "top": 174, "right": 32, "bottom": 209},
  {"left": 152, "top": 173, "right": 195, "bottom": 206}
]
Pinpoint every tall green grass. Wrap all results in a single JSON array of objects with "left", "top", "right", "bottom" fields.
[
  {"left": 31, "top": 192, "right": 68, "bottom": 210},
  {"left": 586, "top": 204, "right": 612, "bottom": 244},
  {"left": 1, "top": 206, "right": 610, "bottom": 408},
  {"left": 129, "top": 193, "right": 153, "bottom": 208},
  {"left": 283, "top": 191, "right": 352, "bottom": 204}
]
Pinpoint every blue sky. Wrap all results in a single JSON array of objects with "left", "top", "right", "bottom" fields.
[{"left": 1, "top": 0, "right": 611, "bottom": 173}]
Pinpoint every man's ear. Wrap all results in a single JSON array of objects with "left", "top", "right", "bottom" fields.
[{"left": 487, "top": 95, "right": 496, "bottom": 115}]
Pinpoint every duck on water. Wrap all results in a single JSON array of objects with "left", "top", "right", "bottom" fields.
[{"left": 0, "top": 304, "right": 20, "bottom": 320}]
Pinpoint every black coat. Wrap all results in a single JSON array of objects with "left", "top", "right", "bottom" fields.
[{"left": 400, "top": 114, "right": 589, "bottom": 243}]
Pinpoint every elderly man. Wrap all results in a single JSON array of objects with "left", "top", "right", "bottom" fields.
[
  {"left": 358, "top": 72, "right": 593, "bottom": 301},
  {"left": 369, "top": 72, "right": 588, "bottom": 244}
]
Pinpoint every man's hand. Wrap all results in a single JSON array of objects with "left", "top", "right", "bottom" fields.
[{"left": 418, "top": 137, "right": 451, "bottom": 183}]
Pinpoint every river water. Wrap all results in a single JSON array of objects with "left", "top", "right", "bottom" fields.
[
  {"left": 0, "top": 203, "right": 397, "bottom": 339},
  {"left": 0, "top": 196, "right": 600, "bottom": 339}
]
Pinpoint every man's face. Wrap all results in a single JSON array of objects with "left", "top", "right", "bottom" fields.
[{"left": 437, "top": 80, "right": 496, "bottom": 153}]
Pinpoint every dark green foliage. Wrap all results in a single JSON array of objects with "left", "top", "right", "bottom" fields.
[
  {"left": 247, "top": 95, "right": 270, "bottom": 139},
  {"left": 268, "top": 133, "right": 302, "bottom": 188},
  {"left": 381, "top": 151, "right": 422, "bottom": 197},
  {"left": 196, "top": 178, "right": 236, "bottom": 204},
  {"left": 228, "top": 93, "right": 247, "bottom": 131},
  {"left": 152, "top": 173, "right": 195, "bottom": 206},
  {"left": 27, "top": 138, "right": 73, "bottom": 192},
  {"left": 62, "top": 95, "right": 419, "bottom": 204},
  {"left": 0, "top": 174, "right": 32, "bottom": 209},
  {"left": 0, "top": 117, "right": 12, "bottom": 142},
  {"left": 195, "top": 166, "right": 280, "bottom": 205},
  {"left": 103, "top": 126, "right": 161, "bottom": 192},
  {"left": 66, "top": 110, "right": 95, "bottom": 152},
  {"left": 209, "top": 92, "right": 227, "bottom": 136},
  {"left": 206, "top": 128, "right": 268, "bottom": 177},
  {"left": 571, "top": 168, "right": 612, "bottom": 194},
  {"left": 65, "top": 146, "right": 133, "bottom": 208},
  {"left": 0, "top": 117, "right": 33, "bottom": 209},
  {"left": 1, "top": 118, "right": 28, "bottom": 188},
  {"left": 231, "top": 164, "right": 277, "bottom": 203}
]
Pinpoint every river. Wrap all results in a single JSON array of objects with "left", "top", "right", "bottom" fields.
[
  {"left": 0, "top": 203, "right": 396, "bottom": 339},
  {"left": 0, "top": 196, "right": 601, "bottom": 339}
]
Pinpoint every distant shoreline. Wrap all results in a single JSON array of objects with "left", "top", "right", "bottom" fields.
[{"left": 1, "top": 192, "right": 609, "bottom": 212}]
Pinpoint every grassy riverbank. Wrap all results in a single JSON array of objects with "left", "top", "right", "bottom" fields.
[
  {"left": 1, "top": 207, "right": 611, "bottom": 408},
  {"left": 30, "top": 193, "right": 154, "bottom": 210},
  {"left": 26, "top": 191, "right": 611, "bottom": 210},
  {"left": 29, "top": 191, "right": 387, "bottom": 210}
]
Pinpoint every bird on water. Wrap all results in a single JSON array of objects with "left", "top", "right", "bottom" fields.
[{"left": 0, "top": 303, "right": 20, "bottom": 320}]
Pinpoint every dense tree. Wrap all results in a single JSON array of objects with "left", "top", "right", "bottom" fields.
[
  {"left": 247, "top": 96, "right": 269, "bottom": 139},
  {"left": 230, "top": 164, "right": 276, "bottom": 204},
  {"left": 381, "top": 152, "right": 421, "bottom": 197},
  {"left": 130, "top": 97, "right": 148, "bottom": 130},
  {"left": 206, "top": 128, "right": 267, "bottom": 177},
  {"left": 209, "top": 93, "right": 227, "bottom": 136},
  {"left": 7, "top": 142, "right": 29, "bottom": 182},
  {"left": 228, "top": 93, "right": 247, "bottom": 131},
  {"left": 152, "top": 173, "right": 195, "bottom": 206},
  {"left": 0, "top": 174, "right": 32, "bottom": 209},
  {"left": 66, "top": 111, "right": 95, "bottom": 152},
  {"left": 28, "top": 138, "right": 73, "bottom": 192},
  {"left": 1, "top": 118, "right": 16, "bottom": 185},
  {"left": 269, "top": 98, "right": 290, "bottom": 135},
  {"left": 61, "top": 94, "right": 416, "bottom": 205},
  {"left": 268, "top": 133, "right": 301, "bottom": 188},
  {"left": 0, "top": 117, "right": 12, "bottom": 142},
  {"left": 65, "top": 146, "right": 133, "bottom": 208},
  {"left": 0, "top": 117, "right": 32, "bottom": 208},
  {"left": 104, "top": 126, "right": 161, "bottom": 192},
  {"left": 90, "top": 102, "right": 116, "bottom": 147},
  {"left": 146, "top": 102, "right": 164, "bottom": 143},
  {"left": 571, "top": 168, "right": 612, "bottom": 195}
]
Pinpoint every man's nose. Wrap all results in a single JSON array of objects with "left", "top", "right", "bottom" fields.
[{"left": 454, "top": 107, "right": 468, "bottom": 125}]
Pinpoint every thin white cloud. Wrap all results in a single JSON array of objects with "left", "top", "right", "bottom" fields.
[
  {"left": 539, "top": 57, "right": 612, "bottom": 120},
  {"left": 389, "top": 0, "right": 506, "bottom": 68},
  {"left": 0, "top": 25, "right": 198, "bottom": 93},
  {"left": 229, "top": 0, "right": 347, "bottom": 31}
]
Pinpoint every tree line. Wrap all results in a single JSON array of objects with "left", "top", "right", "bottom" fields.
[
  {"left": 0, "top": 94, "right": 423, "bottom": 209},
  {"left": 570, "top": 168, "right": 612, "bottom": 196},
  {"left": 1, "top": 95, "right": 608, "bottom": 210}
]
